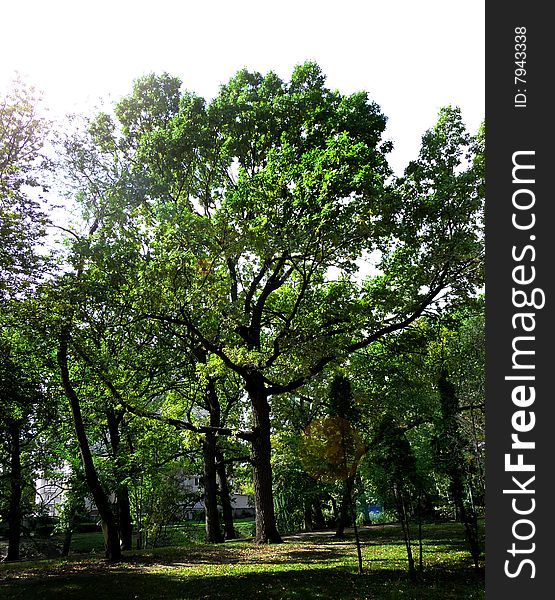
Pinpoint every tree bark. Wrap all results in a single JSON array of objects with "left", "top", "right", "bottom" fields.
[
  {"left": 312, "top": 497, "right": 326, "bottom": 530},
  {"left": 348, "top": 483, "right": 363, "bottom": 575},
  {"left": 106, "top": 408, "right": 133, "bottom": 550},
  {"left": 58, "top": 329, "right": 122, "bottom": 561},
  {"left": 246, "top": 375, "right": 282, "bottom": 543},
  {"left": 451, "top": 473, "right": 481, "bottom": 570},
  {"left": 61, "top": 502, "right": 77, "bottom": 557},
  {"left": 202, "top": 378, "right": 224, "bottom": 543},
  {"left": 203, "top": 432, "right": 224, "bottom": 543},
  {"left": 216, "top": 447, "right": 238, "bottom": 539},
  {"left": 395, "top": 485, "right": 416, "bottom": 581},
  {"left": 335, "top": 478, "right": 353, "bottom": 538},
  {"left": 6, "top": 420, "right": 22, "bottom": 562}
]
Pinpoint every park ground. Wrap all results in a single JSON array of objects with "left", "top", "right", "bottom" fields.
[{"left": 0, "top": 522, "right": 484, "bottom": 599}]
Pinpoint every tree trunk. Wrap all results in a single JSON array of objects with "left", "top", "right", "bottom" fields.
[
  {"left": 58, "top": 329, "right": 122, "bottom": 561},
  {"left": 451, "top": 473, "right": 481, "bottom": 570},
  {"left": 335, "top": 477, "right": 353, "bottom": 538},
  {"left": 202, "top": 378, "right": 224, "bottom": 543},
  {"left": 106, "top": 408, "right": 133, "bottom": 550},
  {"left": 395, "top": 484, "right": 416, "bottom": 581},
  {"left": 246, "top": 376, "right": 282, "bottom": 543},
  {"left": 117, "top": 487, "right": 133, "bottom": 551},
  {"left": 303, "top": 500, "right": 314, "bottom": 531},
  {"left": 348, "top": 483, "right": 363, "bottom": 575},
  {"left": 6, "top": 420, "right": 22, "bottom": 562},
  {"left": 216, "top": 447, "right": 238, "bottom": 540},
  {"left": 203, "top": 432, "right": 223, "bottom": 543},
  {"left": 313, "top": 498, "right": 326, "bottom": 530},
  {"left": 61, "top": 502, "right": 77, "bottom": 557}
]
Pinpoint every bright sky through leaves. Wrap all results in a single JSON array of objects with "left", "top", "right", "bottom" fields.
[{"left": 1, "top": 0, "right": 484, "bottom": 176}]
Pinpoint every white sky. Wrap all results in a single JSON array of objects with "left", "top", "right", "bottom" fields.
[{"left": 1, "top": 0, "right": 484, "bottom": 176}]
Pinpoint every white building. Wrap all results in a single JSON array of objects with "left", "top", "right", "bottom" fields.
[
  {"left": 35, "top": 472, "right": 255, "bottom": 520},
  {"left": 179, "top": 476, "right": 255, "bottom": 519}
]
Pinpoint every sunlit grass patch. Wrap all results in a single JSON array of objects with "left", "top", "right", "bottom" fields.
[{"left": 0, "top": 522, "right": 484, "bottom": 600}]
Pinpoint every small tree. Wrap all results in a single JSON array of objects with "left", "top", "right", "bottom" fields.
[
  {"left": 433, "top": 370, "right": 481, "bottom": 569},
  {"left": 372, "top": 414, "right": 421, "bottom": 581},
  {"left": 300, "top": 375, "right": 366, "bottom": 573},
  {"left": 0, "top": 330, "right": 46, "bottom": 561}
]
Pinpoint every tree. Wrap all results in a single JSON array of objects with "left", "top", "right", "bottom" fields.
[
  {"left": 371, "top": 414, "right": 420, "bottom": 580},
  {"left": 441, "top": 307, "right": 485, "bottom": 505},
  {"left": 59, "top": 65, "right": 484, "bottom": 544},
  {"left": 351, "top": 302, "right": 485, "bottom": 568},
  {"left": 56, "top": 320, "right": 123, "bottom": 561},
  {"left": 325, "top": 375, "right": 361, "bottom": 539},
  {"left": 296, "top": 375, "right": 366, "bottom": 572},
  {"left": 272, "top": 382, "right": 333, "bottom": 534},
  {"left": 433, "top": 370, "right": 481, "bottom": 570},
  {"left": 1, "top": 83, "right": 52, "bottom": 559},
  {"left": 0, "top": 317, "right": 48, "bottom": 561},
  {"left": 0, "top": 77, "right": 50, "bottom": 301}
]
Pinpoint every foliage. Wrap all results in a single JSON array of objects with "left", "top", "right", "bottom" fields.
[
  {"left": 0, "top": 62, "right": 484, "bottom": 571},
  {"left": 0, "top": 311, "right": 52, "bottom": 511},
  {"left": 59, "top": 63, "right": 483, "bottom": 401},
  {"left": 0, "top": 77, "right": 50, "bottom": 300}
]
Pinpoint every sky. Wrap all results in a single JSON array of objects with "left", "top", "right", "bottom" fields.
[{"left": 1, "top": 0, "right": 484, "bottom": 176}]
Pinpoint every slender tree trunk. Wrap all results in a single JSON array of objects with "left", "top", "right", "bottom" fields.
[
  {"left": 203, "top": 432, "right": 223, "bottom": 542},
  {"left": 247, "top": 376, "right": 282, "bottom": 543},
  {"left": 215, "top": 448, "right": 238, "bottom": 539},
  {"left": 58, "top": 329, "right": 122, "bottom": 561},
  {"left": 303, "top": 500, "right": 314, "bottom": 531},
  {"left": 395, "top": 484, "right": 416, "bottom": 581},
  {"left": 335, "top": 477, "right": 353, "bottom": 538},
  {"left": 61, "top": 502, "right": 77, "bottom": 557},
  {"left": 106, "top": 409, "right": 133, "bottom": 550},
  {"left": 451, "top": 473, "right": 481, "bottom": 570},
  {"left": 6, "top": 420, "right": 22, "bottom": 562},
  {"left": 313, "top": 498, "right": 326, "bottom": 530},
  {"left": 348, "top": 484, "right": 363, "bottom": 575}
]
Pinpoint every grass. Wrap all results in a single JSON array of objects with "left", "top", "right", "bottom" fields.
[
  {"left": 0, "top": 522, "right": 484, "bottom": 600},
  {"left": 6, "top": 518, "right": 257, "bottom": 558}
]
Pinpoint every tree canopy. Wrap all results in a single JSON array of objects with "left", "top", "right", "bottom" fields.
[
  {"left": 0, "top": 78, "right": 50, "bottom": 300},
  {"left": 0, "top": 63, "right": 484, "bottom": 563}
]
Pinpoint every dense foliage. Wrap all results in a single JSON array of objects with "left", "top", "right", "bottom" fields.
[{"left": 0, "top": 65, "right": 484, "bottom": 574}]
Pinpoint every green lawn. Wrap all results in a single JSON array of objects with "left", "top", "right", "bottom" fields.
[
  {"left": 0, "top": 523, "right": 484, "bottom": 600},
  {"left": 7, "top": 518, "right": 258, "bottom": 557}
]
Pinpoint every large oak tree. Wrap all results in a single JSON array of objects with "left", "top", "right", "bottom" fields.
[{"left": 61, "top": 63, "right": 483, "bottom": 543}]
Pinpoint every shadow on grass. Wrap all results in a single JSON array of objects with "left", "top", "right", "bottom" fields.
[
  {"left": 0, "top": 563, "right": 484, "bottom": 600},
  {"left": 0, "top": 523, "right": 484, "bottom": 599}
]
